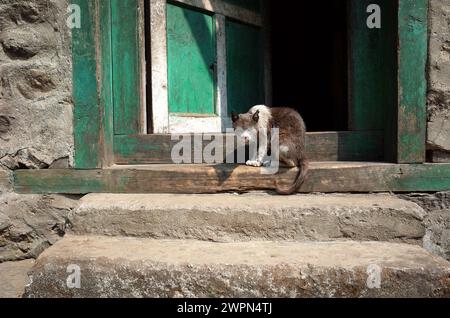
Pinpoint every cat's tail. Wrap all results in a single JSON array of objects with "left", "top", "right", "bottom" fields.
[{"left": 275, "top": 159, "right": 309, "bottom": 195}]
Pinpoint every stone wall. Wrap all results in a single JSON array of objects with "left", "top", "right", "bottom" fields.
[
  {"left": 0, "top": 0, "right": 74, "bottom": 263},
  {"left": 427, "top": 0, "right": 450, "bottom": 160},
  {"left": 0, "top": 0, "right": 73, "bottom": 171}
]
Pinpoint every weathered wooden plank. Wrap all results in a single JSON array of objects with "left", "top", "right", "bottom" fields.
[
  {"left": 172, "top": 0, "right": 262, "bottom": 26},
  {"left": 13, "top": 163, "right": 450, "bottom": 194},
  {"left": 113, "top": 131, "right": 384, "bottom": 164},
  {"left": 99, "top": 0, "right": 114, "bottom": 167},
  {"left": 111, "top": 0, "right": 143, "bottom": 135},
  {"left": 397, "top": 0, "right": 428, "bottom": 163},
  {"left": 72, "top": 0, "right": 101, "bottom": 168},
  {"left": 167, "top": 3, "right": 216, "bottom": 115}
]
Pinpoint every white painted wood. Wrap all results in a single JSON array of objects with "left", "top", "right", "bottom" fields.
[
  {"left": 138, "top": 0, "right": 147, "bottom": 133},
  {"left": 169, "top": 114, "right": 222, "bottom": 133},
  {"left": 216, "top": 14, "right": 229, "bottom": 132},
  {"left": 150, "top": 0, "right": 169, "bottom": 133},
  {"left": 172, "top": 0, "right": 262, "bottom": 26}
]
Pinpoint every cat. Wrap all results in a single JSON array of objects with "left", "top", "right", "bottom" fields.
[{"left": 231, "top": 105, "right": 308, "bottom": 195}]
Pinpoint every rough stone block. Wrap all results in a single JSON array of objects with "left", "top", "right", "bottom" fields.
[
  {"left": 24, "top": 236, "right": 450, "bottom": 298},
  {"left": 69, "top": 193, "right": 426, "bottom": 244}
]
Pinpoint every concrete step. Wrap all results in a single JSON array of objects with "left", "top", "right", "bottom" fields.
[
  {"left": 68, "top": 193, "right": 426, "bottom": 243},
  {"left": 24, "top": 235, "right": 450, "bottom": 298}
]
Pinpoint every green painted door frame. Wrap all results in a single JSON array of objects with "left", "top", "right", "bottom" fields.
[{"left": 72, "top": 0, "right": 428, "bottom": 169}]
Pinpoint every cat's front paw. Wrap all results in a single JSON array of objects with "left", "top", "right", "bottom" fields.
[
  {"left": 262, "top": 160, "right": 272, "bottom": 167},
  {"left": 246, "top": 160, "right": 263, "bottom": 167}
]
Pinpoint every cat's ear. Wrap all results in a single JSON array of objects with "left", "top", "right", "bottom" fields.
[
  {"left": 252, "top": 110, "right": 260, "bottom": 123},
  {"left": 231, "top": 112, "right": 239, "bottom": 123}
]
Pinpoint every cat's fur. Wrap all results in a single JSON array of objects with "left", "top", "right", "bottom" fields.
[{"left": 232, "top": 105, "right": 308, "bottom": 195}]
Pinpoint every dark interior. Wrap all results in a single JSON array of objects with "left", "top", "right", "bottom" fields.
[{"left": 270, "top": 0, "right": 349, "bottom": 132}]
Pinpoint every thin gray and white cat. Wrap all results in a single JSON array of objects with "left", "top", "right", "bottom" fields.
[{"left": 232, "top": 105, "right": 308, "bottom": 195}]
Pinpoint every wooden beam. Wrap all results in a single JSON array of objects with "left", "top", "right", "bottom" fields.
[
  {"left": 98, "top": 0, "right": 114, "bottom": 167},
  {"left": 396, "top": 0, "right": 428, "bottom": 163},
  {"left": 13, "top": 163, "right": 450, "bottom": 194},
  {"left": 113, "top": 131, "right": 384, "bottom": 164},
  {"left": 172, "top": 0, "right": 262, "bottom": 26},
  {"left": 72, "top": 0, "right": 101, "bottom": 168},
  {"left": 111, "top": 0, "right": 143, "bottom": 135}
]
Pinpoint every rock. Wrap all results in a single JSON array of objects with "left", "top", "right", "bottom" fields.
[
  {"left": 0, "top": 0, "right": 57, "bottom": 26},
  {"left": 428, "top": 150, "right": 450, "bottom": 163},
  {"left": 49, "top": 157, "right": 70, "bottom": 170},
  {"left": 424, "top": 209, "right": 450, "bottom": 261},
  {"left": 428, "top": 116, "right": 450, "bottom": 151},
  {"left": 0, "top": 193, "right": 81, "bottom": 263},
  {"left": 0, "top": 115, "right": 11, "bottom": 136},
  {"left": 0, "top": 259, "right": 34, "bottom": 298},
  {"left": 0, "top": 24, "right": 56, "bottom": 60},
  {"left": 0, "top": 213, "right": 11, "bottom": 232},
  {"left": 427, "top": 0, "right": 450, "bottom": 151},
  {"left": 0, "top": 0, "right": 73, "bottom": 171},
  {"left": 400, "top": 192, "right": 450, "bottom": 212},
  {"left": 69, "top": 193, "right": 426, "bottom": 244},
  {"left": 24, "top": 236, "right": 450, "bottom": 298},
  {"left": 0, "top": 170, "right": 12, "bottom": 194}
]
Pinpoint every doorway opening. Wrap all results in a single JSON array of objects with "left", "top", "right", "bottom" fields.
[
  {"left": 144, "top": 0, "right": 349, "bottom": 133},
  {"left": 270, "top": 0, "right": 349, "bottom": 132}
]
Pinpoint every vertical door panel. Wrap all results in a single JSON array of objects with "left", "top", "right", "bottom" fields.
[
  {"left": 167, "top": 4, "right": 216, "bottom": 115},
  {"left": 349, "top": 0, "right": 396, "bottom": 131},
  {"left": 111, "top": 0, "right": 142, "bottom": 135},
  {"left": 226, "top": 20, "right": 265, "bottom": 114}
]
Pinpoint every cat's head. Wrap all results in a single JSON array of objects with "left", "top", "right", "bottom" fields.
[{"left": 231, "top": 109, "right": 260, "bottom": 144}]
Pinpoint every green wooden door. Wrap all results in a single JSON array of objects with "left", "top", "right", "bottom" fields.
[
  {"left": 111, "top": 0, "right": 142, "bottom": 135},
  {"left": 167, "top": 3, "right": 216, "bottom": 115},
  {"left": 226, "top": 20, "right": 265, "bottom": 114}
]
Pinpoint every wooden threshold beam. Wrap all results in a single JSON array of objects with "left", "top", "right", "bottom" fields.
[
  {"left": 13, "top": 162, "right": 450, "bottom": 194},
  {"left": 113, "top": 131, "right": 384, "bottom": 164}
]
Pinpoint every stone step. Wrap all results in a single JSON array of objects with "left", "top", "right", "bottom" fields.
[
  {"left": 68, "top": 193, "right": 426, "bottom": 243},
  {"left": 24, "top": 235, "right": 450, "bottom": 298}
]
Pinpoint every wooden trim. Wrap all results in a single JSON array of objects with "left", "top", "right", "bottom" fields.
[
  {"left": 72, "top": 0, "right": 101, "bottom": 168},
  {"left": 396, "top": 0, "right": 428, "bottom": 163},
  {"left": 111, "top": 0, "right": 143, "bottom": 135},
  {"left": 138, "top": 0, "right": 147, "bottom": 134},
  {"left": 98, "top": 0, "right": 114, "bottom": 168},
  {"left": 172, "top": 0, "right": 262, "bottom": 26},
  {"left": 13, "top": 163, "right": 450, "bottom": 194},
  {"left": 216, "top": 14, "right": 229, "bottom": 130},
  {"left": 112, "top": 131, "right": 384, "bottom": 164},
  {"left": 168, "top": 115, "right": 223, "bottom": 134},
  {"left": 150, "top": 0, "right": 170, "bottom": 133}
]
